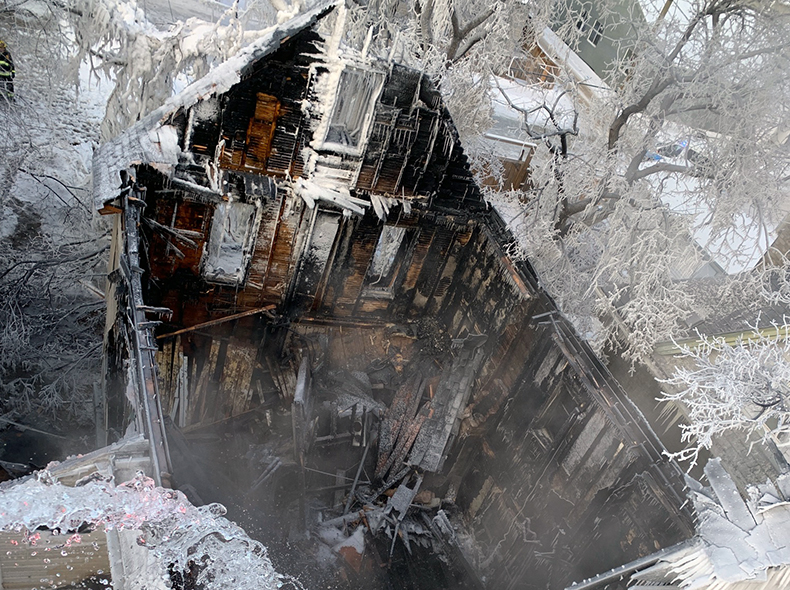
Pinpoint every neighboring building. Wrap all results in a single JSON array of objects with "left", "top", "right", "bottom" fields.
[
  {"left": 762, "top": 214, "right": 790, "bottom": 268},
  {"left": 551, "top": 0, "right": 646, "bottom": 81},
  {"left": 481, "top": 24, "right": 609, "bottom": 191}
]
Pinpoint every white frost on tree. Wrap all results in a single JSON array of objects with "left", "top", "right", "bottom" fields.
[
  {"left": 473, "top": 0, "right": 790, "bottom": 366},
  {"left": 68, "top": 0, "right": 277, "bottom": 139},
  {"left": 339, "top": 0, "right": 790, "bottom": 366},
  {"left": 659, "top": 321, "right": 790, "bottom": 468}
]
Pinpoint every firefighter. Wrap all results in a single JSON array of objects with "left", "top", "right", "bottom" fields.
[{"left": 0, "top": 40, "right": 15, "bottom": 101}]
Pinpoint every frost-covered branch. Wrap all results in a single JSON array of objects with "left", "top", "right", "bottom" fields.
[
  {"left": 481, "top": 0, "right": 790, "bottom": 365},
  {"left": 659, "top": 321, "right": 790, "bottom": 469}
]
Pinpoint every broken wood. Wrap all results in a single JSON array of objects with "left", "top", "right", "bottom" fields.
[
  {"left": 143, "top": 217, "right": 200, "bottom": 249},
  {"left": 344, "top": 438, "right": 372, "bottom": 515},
  {"left": 248, "top": 458, "right": 282, "bottom": 494},
  {"left": 98, "top": 203, "right": 123, "bottom": 215},
  {"left": 156, "top": 305, "right": 276, "bottom": 340},
  {"left": 0, "top": 418, "right": 69, "bottom": 440}
]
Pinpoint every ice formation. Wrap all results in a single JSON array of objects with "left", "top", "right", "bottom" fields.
[{"left": 0, "top": 472, "right": 299, "bottom": 589}]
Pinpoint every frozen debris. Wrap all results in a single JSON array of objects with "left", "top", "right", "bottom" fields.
[
  {"left": 0, "top": 472, "right": 297, "bottom": 590},
  {"left": 376, "top": 373, "right": 425, "bottom": 481},
  {"left": 431, "top": 510, "right": 457, "bottom": 543},
  {"left": 294, "top": 176, "right": 369, "bottom": 215},
  {"left": 777, "top": 472, "right": 790, "bottom": 500},
  {"left": 409, "top": 334, "right": 488, "bottom": 472},
  {"left": 386, "top": 475, "right": 423, "bottom": 520},
  {"left": 704, "top": 458, "right": 756, "bottom": 531},
  {"left": 630, "top": 458, "right": 790, "bottom": 589},
  {"left": 332, "top": 525, "right": 366, "bottom": 571},
  {"left": 334, "top": 392, "right": 386, "bottom": 418},
  {"left": 369, "top": 193, "right": 416, "bottom": 221}
]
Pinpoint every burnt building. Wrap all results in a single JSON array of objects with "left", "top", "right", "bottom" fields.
[{"left": 93, "top": 3, "right": 694, "bottom": 588}]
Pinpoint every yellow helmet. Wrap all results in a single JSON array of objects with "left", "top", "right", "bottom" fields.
[{"left": 0, "top": 41, "right": 6, "bottom": 50}]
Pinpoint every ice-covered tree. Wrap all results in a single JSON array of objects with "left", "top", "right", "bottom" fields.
[
  {"left": 67, "top": 0, "right": 282, "bottom": 139},
  {"left": 659, "top": 323, "right": 790, "bottom": 468},
  {"left": 1, "top": 0, "right": 286, "bottom": 140},
  {"left": 480, "top": 0, "right": 790, "bottom": 364},
  {"left": 341, "top": 0, "right": 790, "bottom": 364},
  {"left": 0, "top": 4, "right": 113, "bottom": 427}
]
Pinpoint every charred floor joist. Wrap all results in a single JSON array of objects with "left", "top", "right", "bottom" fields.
[{"left": 95, "top": 4, "right": 693, "bottom": 589}]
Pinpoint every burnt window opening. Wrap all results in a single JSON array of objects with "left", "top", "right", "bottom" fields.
[
  {"left": 186, "top": 97, "right": 221, "bottom": 155},
  {"left": 363, "top": 225, "right": 414, "bottom": 298},
  {"left": 220, "top": 93, "right": 281, "bottom": 172},
  {"left": 324, "top": 67, "right": 383, "bottom": 151},
  {"left": 588, "top": 20, "right": 604, "bottom": 46},
  {"left": 201, "top": 200, "right": 260, "bottom": 286}
]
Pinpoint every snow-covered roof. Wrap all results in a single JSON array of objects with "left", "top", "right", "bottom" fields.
[
  {"left": 93, "top": 1, "right": 338, "bottom": 209},
  {"left": 491, "top": 75, "right": 578, "bottom": 137},
  {"left": 536, "top": 27, "right": 608, "bottom": 107}
]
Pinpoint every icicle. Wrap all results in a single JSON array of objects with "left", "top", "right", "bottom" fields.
[{"left": 371, "top": 193, "right": 388, "bottom": 220}]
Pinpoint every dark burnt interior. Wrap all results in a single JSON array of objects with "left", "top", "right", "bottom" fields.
[
  {"left": 99, "top": 10, "right": 695, "bottom": 590},
  {"left": 109, "top": 188, "right": 693, "bottom": 589}
]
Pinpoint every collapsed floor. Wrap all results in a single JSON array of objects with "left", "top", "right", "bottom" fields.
[{"left": 161, "top": 319, "right": 488, "bottom": 589}]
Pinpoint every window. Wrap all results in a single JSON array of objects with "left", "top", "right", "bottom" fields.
[
  {"left": 588, "top": 20, "right": 604, "bottom": 46},
  {"left": 575, "top": 10, "right": 589, "bottom": 32},
  {"left": 363, "top": 225, "right": 414, "bottom": 298},
  {"left": 324, "top": 68, "right": 383, "bottom": 151},
  {"left": 369, "top": 226, "right": 406, "bottom": 279},
  {"left": 202, "top": 201, "right": 258, "bottom": 286}
]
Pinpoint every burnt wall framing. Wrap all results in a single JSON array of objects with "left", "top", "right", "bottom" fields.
[
  {"left": 103, "top": 176, "right": 173, "bottom": 486},
  {"left": 437, "top": 211, "right": 695, "bottom": 589},
  {"left": 123, "top": 175, "right": 695, "bottom": 589}
]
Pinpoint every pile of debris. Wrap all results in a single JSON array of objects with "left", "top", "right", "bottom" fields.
[{"left": 291, "top": 333, "right": 489, "bottom": 577}]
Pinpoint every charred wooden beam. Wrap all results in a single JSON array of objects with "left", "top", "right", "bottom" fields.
[{"left": 156, "top": 305, "right": 276, "bottom": 340}]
